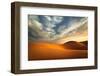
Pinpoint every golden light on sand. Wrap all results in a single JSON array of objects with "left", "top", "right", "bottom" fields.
[{"left": 28, "top": 41, "right": 87, "bottom": 60}]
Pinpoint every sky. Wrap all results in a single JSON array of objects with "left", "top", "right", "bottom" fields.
[{"left": 28, "top": 15, "right": 88, "bottom": 44}]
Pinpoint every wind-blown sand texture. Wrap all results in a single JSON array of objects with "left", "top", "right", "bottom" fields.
[{"left": 28, "top": 41, "right": 88, "bottom": 60}]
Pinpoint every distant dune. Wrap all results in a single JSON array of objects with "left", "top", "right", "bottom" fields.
[
  {"left": 63, "top": 41, "right": 87, "bottom": 50},
  {"left": 80, "top": 41, "right": 88, "bottom": 46},
  {"left": 28, "top": 41, "right": 88, "bottom": 60}
]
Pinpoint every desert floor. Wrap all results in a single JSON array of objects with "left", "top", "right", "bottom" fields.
[{"left": 28, "top": 41, "right": 88, "bottom": 60}]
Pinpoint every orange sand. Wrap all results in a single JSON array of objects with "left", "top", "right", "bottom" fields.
[{"left": 28, "top": 41, "right": 87, "bottom": 60}]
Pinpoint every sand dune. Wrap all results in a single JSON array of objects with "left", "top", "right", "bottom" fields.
[
  {"left": 63, "top": 41, "right": 87, "bottom": 50},
  {"left": 28, "top": 41, "right": 88, "bottom": 60},
  {"left": 80, "top": 41, "right": 88, "bottom": 46}
]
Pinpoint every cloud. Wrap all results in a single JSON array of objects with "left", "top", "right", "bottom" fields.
[
  {"left": 54, "top": 18, "right": 88, "bottom": 44},
  {"left": 40, "top": 16, "right": 64, "bottom": 28},
  {"left": 39, "top": 16, "right": 56, "bottom": 28},
  {"left": 51, "top": 16, "right": 64, "bottom": 24},
  {"left": 58, "top": 18, "right": 88, "bottom": 38},
  {"left": 28, "top": 15, "right": 88, "bottom": 43},
  {"left": 28, "top": 15, "right": 57, "bottom": 41}
]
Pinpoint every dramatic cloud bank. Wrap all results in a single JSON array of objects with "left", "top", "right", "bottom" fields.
[{"left": 28, "top": 15, "right": 88, "bottom": 44}]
